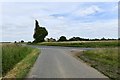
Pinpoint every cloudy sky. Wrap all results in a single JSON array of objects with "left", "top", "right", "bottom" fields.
[{"left": 1, "top": 2, "right": 118, "bottom": 42}]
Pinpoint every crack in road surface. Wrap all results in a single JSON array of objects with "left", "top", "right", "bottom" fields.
[{"left": 27, "top": 46, "right": 108, "bottom": 78}]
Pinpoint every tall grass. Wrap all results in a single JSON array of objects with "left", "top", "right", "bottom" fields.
[
  {"left": 2, "top": 43, "right": 35, "bottom": 76},
  {"left": 77, "top": 48, "right": 119, "bottom": 80},
  {"left": 4, "top": 49, "right": 40, "bottom": 78}
]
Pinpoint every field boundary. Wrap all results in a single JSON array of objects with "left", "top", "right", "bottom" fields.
[{"left": 36, "top": 41, "right": 119, "bottom": 48}]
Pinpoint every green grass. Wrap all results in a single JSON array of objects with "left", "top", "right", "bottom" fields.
[
  {"left": 77, "top": 48, "right": 119, "bottom": 80},
  {"left": 4, "top": 49, "right": 40, "bottom": 79},
  {"left": 37, "top": 41, "right": 119, "bottom": 48},
  {"left": 2, "top": 43, "right": 40, "bottom": 78}
]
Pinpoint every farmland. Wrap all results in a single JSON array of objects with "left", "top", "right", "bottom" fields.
[
  {"left": 1, "top": 40, "right": 119, "bottom": 79},
  {"left": 37, "top": 40, "right": 119, "bottom": 48}
]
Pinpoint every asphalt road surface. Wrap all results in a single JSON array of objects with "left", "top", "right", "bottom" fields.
[{"left": 27, "top": 46, "right": 108, "bottom": 78}]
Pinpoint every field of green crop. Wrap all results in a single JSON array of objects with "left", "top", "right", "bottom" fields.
[
  {"left": 2, "top": 43, "right": 40, "bottom": 77},
  {"left": 77, "top": 48, "right": 119, "bottom": 80},
  {"left": 38, "top": 40, "right": 119, "bottom": 48}
]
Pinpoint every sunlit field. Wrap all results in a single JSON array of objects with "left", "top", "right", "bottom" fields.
[{"left": 38, "top": 40, "right": 118, "bottom": 48}]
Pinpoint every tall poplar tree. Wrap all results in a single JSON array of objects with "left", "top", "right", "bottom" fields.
[{"left": 33, "top": 20, "right": 48, "bottom": 43}]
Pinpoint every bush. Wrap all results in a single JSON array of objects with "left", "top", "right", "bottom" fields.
[
  {"left": 21, "top": 40, "right": 24, "bottom": 43},
  {"left": 58, "top": 36, "right": 67, "bottom": 41},
  {"left": 27, "top": 41, "right": 32, "bottom": 44}
]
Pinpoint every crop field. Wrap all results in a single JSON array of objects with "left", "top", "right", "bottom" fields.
[
  {"left": 38, "top": 40, "right": 119, "bottom": 48},
  {"left": 2, "top": 43, "right": 40, "bottom": 78},
  {"left": 76, "top": 48, "right": 119, "bottom": 80}
]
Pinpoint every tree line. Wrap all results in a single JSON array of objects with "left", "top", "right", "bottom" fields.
[
  {"left": 46, "top": 36, "right": 118, "bottom": 42},
  {"left": 14, "top": 20, "right": 119, "bottom": 43},
  {"left": 14, "top": 36, "right": 118, "bottom": 43},
  {"left": 32, "top": 20, "right": 118, "bottom": 43}
]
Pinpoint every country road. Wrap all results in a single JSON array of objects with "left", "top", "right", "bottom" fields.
[{"left": 27, "top": 46, "right": 108, "bottom": 78}]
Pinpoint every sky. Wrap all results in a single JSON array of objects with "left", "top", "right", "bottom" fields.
[{"left": 1, "top": 2, "right": 118, "bottom": 42}]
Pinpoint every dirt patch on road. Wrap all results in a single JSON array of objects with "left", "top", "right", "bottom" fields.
[
  {"left": 67, "top": 49, "right": 105, "bottom": 70},
  {"left": 68, "top": 50, "right": 86, "bottom": 63},
  {"left": 69, "top": 50, "right": 82, "bottom": 57}
]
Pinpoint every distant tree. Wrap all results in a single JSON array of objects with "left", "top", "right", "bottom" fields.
[
  {"left": 50, "top": 38, "right": 56, "bottom": 42},
  {"left": 90, "top": 38, "right": 99, "bottom": 41},
  {"left": 58, "top": 36, "right": 67, "bottom": 41},
  {"left": 33, "top": 20, "right": 48, "bottom": 43},
  {"left": 69, "top": 37, "right": 76, "bottom": 41},
  {"left": 27, "top": 41, "right": 32, "bottom": 44},
  {"left": 21, "top": 40, "right": 24, "bottom": 43},
  {"left": 94, "top": 38, "right": 99, "bottom": 41},
  {"left": 14, "top": 41, "right": 17, "bottom": 43},
  {"left": 84, "top": 38, "right": 89, "bottom": 41},
  {"left": 107, "top": 38, "right": 112, "bottom": 40},
  {"left": 53, "top": 39, "right": 56, "bottom": 42},
  {"left": 46, "top": 38, "right": 56, "bottom": 42},
  {"left": 46, "top": 38, "right": 50, "bottom": 42},
  {"left": 69, "top": 37, "right": 84, "bottom": 41},
  {"left": 101, "top": 37, "right": 106, "bottom": 40},
  {"left": 74, "top": 37, "right": 81, "bottom": 41}
]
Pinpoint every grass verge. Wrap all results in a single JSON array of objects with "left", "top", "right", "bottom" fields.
[
  {"left": 2, "top": 43, "right": 40, "bottom": 79},
  {"left": 76, "top": 48, "right": 119, "bottom": 80},
  {"left": 2, "top": 44, "right": 33, "bottom": 76},
  {"left": 3, "top": 48, "right": 40, "bottom": 79},
  {"left": 37, "top": 41, "right": 119, "bottom": 48}
]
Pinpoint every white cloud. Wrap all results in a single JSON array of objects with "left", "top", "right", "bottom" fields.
[
  {"left": 1, "top": 2, "right": 118, "bottom": 42},
  {"left": 73, "top": 5, "right": 103, "bottom": 17},
  {"left": 45, "top": 18, "right": 118, "bottom": 39},
  {"left": 112, "top": 5, "right": 118, "bottom": 11},
  {"left": 57, "top": 16, "right": 65, "bottom": 19}
]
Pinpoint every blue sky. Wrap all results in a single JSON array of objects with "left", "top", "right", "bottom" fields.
[{"left": 1, "top": 2, "right": 118, "bottom": 42}]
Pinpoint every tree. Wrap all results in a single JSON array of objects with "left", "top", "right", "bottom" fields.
[
  {"left": 21, "top": 40, "right": 24, "bottom": 43},
  {"left": 101, "top": 37, "right": 106, "bottom": 40},
  {"left": 58, "top": 36, "right": 67, "bottom": 41},
  {"left": 46, "top": 38, "right": 56, "bottom": 42},
  {"left": 33, "top": 20, "right": 48, "bottom": 43},
  {"left": 69, "top": 37, "right": 83, "bottom": 41},
  {"left": 14, "top": 41, "right": 17, "bottom": 43},
  {"left": 27, "top": 41, "right": 32, "bottom": 44}
]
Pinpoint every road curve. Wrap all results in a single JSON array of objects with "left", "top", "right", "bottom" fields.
[{"left": 27, "top": 46, "right": 108, "bottom": 78}]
